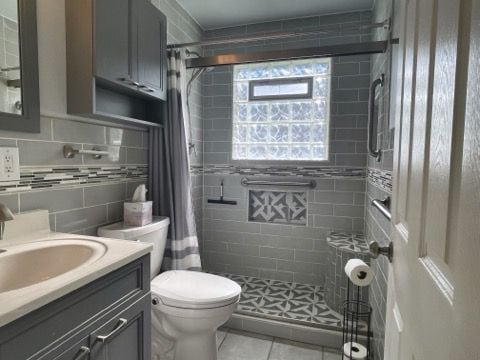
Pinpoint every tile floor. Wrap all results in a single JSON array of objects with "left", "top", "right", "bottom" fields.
[
  {"left": 216, "top": 328, "right": 342, "bottom": 360},
  {"left": 217, "top": 273, "right": 344, "bottom": 330}
]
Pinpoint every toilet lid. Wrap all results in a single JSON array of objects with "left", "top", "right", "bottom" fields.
[{"left": 151, "top": 271, "right": 241, "bottom": 309}]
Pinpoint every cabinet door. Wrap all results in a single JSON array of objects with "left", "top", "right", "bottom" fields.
[
  {"left": 89, "top": 296, "right": 151, "bottom": 360},
  {"left": 94, "top": 0, "right": 138, "bottom": 89},
  {"left": 137, "top": 0, "right": 167, "bottom": 100}
]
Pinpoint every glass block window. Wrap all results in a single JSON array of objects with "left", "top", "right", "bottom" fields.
[{"left": 232, "top": 58, "right": 331, "bottom": 161}]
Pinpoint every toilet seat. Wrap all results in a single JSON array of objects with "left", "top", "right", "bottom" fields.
[{"left": 151, "top": 271, "right": 241, "bottom": 310}]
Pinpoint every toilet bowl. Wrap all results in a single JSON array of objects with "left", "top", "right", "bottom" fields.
[{"left": 98, "top": 218, "right": 241, "bottom": 360}]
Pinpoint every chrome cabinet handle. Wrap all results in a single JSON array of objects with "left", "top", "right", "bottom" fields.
[
  {"left": 139, "top": 84, "right": 155, "bottom": 93},
  {"left": 96, "top": 318, "right": 128, "bottom": 343},
  {"left": 73, "top": 346, "right": 90, "bottom": 360},
  {"left": 118, "top": 77, "right": 140, "bottom": 87},
  {"left": 368, "top": 74, "right": 384, "bottom": 161}
]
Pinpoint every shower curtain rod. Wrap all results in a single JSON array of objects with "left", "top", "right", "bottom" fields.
[
  {"left": 185, "top": 40, "right": 390, "bottom": 69},
  {"left": 168, "top": 20, "right": 390, "bottom": 49}
]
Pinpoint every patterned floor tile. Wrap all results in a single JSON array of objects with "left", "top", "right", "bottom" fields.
[
  {"left": 218, "top": 273, "right": 349, "bottom": 331},
  {"left": 289, "top": 289, "right": 319, "bottom": 304}
]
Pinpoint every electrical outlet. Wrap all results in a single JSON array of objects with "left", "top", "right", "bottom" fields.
[{"left": 0, "top": 147, "right": 20, "bottom": 182}]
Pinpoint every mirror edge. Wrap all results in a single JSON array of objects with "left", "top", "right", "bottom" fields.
[{"left": 0, "top": 0, "right": 40, "bottom": 133}]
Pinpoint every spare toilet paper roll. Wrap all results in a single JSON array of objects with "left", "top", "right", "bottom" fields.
[
  {"left": 344, "top": 259, "right": 374, "bottom": 287},
  {"left": 343, "top": 341, "right": 367, "bottom": 360}
]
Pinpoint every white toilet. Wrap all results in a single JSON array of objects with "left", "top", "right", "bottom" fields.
[{"left": 98, "top": 217, "right": 241, "bottom": 360}]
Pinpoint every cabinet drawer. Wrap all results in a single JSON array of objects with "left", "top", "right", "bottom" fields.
[
  {"left": 89, "top": 295, "right": 151, "bottom": 360},
  {"left": 53, "top": 337, "right": 90, "bottom": 360},
  {"left": 49, "top": 295, "right": 151, "bottom": 360},
  {"left": 0, "top": 256, "right": 150, "bottom": 360}
]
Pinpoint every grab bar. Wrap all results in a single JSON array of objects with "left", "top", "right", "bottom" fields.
[
  {"left": 241, "top": 177, "right": 316, "bottom": 189},
  {"left": 371, "top": 196, "right": 391, "bottom": 221},
  {"left": 368, "top": 74, "right": 384, "bottom": 161}
]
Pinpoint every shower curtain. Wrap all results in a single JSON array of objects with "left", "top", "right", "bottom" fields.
[{"left": 148, "top": 50, "right": 202, "bottom": 271}]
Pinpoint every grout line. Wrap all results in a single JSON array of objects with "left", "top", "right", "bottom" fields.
[
  {"left": 266, "top": 336, "right": 275, "bottom": 360},
  {"left": 218, "top": 328, "right": 229, "bottom": 350}
]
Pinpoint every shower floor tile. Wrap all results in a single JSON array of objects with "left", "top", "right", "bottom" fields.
[{"left": 216, "top": 273, "right": 345, "bottom": 330}]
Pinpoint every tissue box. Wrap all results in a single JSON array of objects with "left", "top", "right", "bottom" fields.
[{"left": 124, "top": 201, "right": 152, "bottom": 226}]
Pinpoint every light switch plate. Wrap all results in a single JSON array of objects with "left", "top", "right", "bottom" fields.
[{"left": 0, "top": 147, "right": 20, "bottom": 182}]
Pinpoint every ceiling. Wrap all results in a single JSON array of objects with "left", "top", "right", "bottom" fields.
[{"left": 176, "top": 0, "right": 373, "bottom": 30}]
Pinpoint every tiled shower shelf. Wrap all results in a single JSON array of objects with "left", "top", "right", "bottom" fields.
[{"left": 215, "top": 273, "right": 345, "bottom": 331}]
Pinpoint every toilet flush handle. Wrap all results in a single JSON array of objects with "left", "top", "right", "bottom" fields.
[{"left": 152, "top": 297, "right": 160, "bottom": 305}]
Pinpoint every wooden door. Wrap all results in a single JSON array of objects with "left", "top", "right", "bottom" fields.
[{"left": 384, "top": 0, "right": 480, "bottom": 359}]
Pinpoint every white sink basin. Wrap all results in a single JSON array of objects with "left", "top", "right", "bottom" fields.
[{"left": 0, "top": 239, "right": 107, "bottom": 292}]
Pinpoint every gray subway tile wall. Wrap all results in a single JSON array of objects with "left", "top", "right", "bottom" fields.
[
  {"left": 202, "top": 11, "right": 372, "bottom": 168},
  {"left": 366, "top": 1, "right": 394, "bottom": 359},
  {"left": 202, "top": 175, "right": 366, "bottom": 286},
  {"left": 199, "top": 11, "right": 373, "bottom": 288},
  {"left": 0, "top": 116, "right": 148, "bottom": 235}
]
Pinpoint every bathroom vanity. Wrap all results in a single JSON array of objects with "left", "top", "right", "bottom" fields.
[{"left": 0, "top": 211, "right": 153, "bottom": 360}]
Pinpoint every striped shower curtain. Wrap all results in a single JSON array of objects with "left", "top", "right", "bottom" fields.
[{"left": 148, "top": 50, "right": 202, "bottom": 271}]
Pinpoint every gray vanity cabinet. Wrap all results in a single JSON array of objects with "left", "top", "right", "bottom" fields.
[
  {"left": 88, "top": 296, "right": 150, "bottom": 360},
  {"left": 0, "top": 255, "right": 151, "bottom": 360}
]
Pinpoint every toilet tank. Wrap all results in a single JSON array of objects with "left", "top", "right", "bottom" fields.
[{"left": 98, "top": 217, "right": 170, "bottom": 279}]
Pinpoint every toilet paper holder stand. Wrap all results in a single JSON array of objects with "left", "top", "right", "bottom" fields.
[
  {"left": 342, "top": 280, "right": 372, "bottom": 359},
  {"left": 369, "top": 240, "right": 394, "bottom": 262}
]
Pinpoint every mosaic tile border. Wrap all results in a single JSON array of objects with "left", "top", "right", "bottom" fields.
[
  {"left": 367, "top": 168, "right": 392, "bottom": 193},
  {"left": 192, "top": 165, "right": 366, "bottom": 178},
  {"left": 0, "top": 166, "right": 148, "bottom": 192}
]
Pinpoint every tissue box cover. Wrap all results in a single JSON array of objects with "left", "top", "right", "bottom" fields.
[{"left": 124, "top": 201, "right": 152, "bottom": 226}]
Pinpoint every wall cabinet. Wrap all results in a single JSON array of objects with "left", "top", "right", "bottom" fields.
[
  {"left": 66, "top": 0, "right": 167, "bottom": 127},
  {"left": 0, "top": 256, "right": 151, "bottom": 360}
]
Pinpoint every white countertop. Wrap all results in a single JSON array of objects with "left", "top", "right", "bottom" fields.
[{"left": 0, "top": 212, "right": 152, "bottom": 328}]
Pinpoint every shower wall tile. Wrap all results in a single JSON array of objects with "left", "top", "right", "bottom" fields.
[
  {"left": 202, "top": 12, "right": 371, "bottom": 169},
  {"left": 200, "top": 9, "right": 371, "bottom": 288},
  {"left": 201, "top": 174, "right": 365, "bottom": 286},
  {"left": 366, "top": 1, "right": 394, "bottom": 359},
  {"left": 0, "top": 115, "right": 148, "bottom": 235}
]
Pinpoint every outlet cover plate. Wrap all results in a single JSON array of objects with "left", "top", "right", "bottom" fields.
[{"left": 0, "top": 147, "right": 20, "bottom": 182}]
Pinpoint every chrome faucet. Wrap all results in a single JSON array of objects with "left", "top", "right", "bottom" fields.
[{"left": 0, "top": 202, "right": 15, "bottom": 240}]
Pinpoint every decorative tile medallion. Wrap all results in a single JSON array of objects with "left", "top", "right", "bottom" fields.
[
  {"left": 0, "top": 166, "right": 148, "bottom": 193},
  {"left": 367, "top": 168, "right": 392, "bottom": 193},
  {"left": 248, "top": 190, "right": 307, "bottom": 225}
]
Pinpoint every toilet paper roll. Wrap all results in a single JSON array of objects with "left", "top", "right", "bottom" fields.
[
  {"left": 343, "top": 341, "right": 367, "bottom": 360},
  {"left": 344, "top": 259, "right": 374, "bottom": 287}
]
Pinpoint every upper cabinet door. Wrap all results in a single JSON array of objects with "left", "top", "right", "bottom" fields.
[
  {"left": 94, "top": 0, "right": 138, "bottom": 89},
  {"left": 137, "top": 0, "right": 167, "bottom": 100}
]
